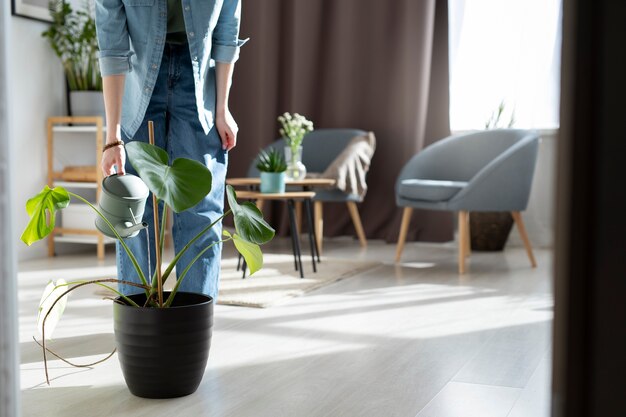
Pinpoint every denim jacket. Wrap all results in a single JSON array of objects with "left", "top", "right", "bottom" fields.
[{"left": 95, "top": 0, "right": 247, "bottom": 138}]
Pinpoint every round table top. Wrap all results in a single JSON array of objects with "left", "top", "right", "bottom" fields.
[{"left": 226, "top": 177, "right": 336, "bottom": 187}]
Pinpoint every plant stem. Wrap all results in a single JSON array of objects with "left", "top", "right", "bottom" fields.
[
  {"left": 32, "top": 336, "right": 116, "bottom": 369},
  {"left": 40, "top": 279, "right": 150, "bottom": 385},
  {"left": 154, "top": 209, "right": 231, "bottom": 289},
  {"left": 159, "top": 205, "right": 167, "bottom": 266},
  {"left": 67, "top": 192, "right": 149, "bottom": 292},
  {"left": 164, "top": 238, "right": 231, "bottom": 307}
]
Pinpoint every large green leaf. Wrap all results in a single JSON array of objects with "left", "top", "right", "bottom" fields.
[
  {"left": 21, "top": 186, "right": 70, "bottom": 246},
  {"left": 224, "top": 230, "right": 263, "bottom": 275},
  {"left": 226, "top": 185, "right": 275, "bottom": 245},
  {"left": 126, "top": 141, "right": 212, "bottom": 213}
]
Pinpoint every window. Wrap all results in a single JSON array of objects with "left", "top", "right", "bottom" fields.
[{"left": 448, "top": 0, "right": 562, "bottom": 130}]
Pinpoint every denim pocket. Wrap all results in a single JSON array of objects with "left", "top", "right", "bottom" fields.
[{"left": 124, "top": 0, "right": 155, "bottom": 6}]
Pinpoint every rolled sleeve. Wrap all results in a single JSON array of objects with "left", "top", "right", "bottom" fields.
[
  {"left": 212, "top": 38, "right": 249, "bottom": 63},
  {"left": 98, "top": 51, "right": 134, "bottom": 76},
  {"left": 95, "top": 0, "right": 131, "bottom": 76},
  {"left": 211, "top": 0, "right": 247, "bottom": 63}
]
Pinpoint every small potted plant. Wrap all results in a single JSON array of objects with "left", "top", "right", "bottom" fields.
[
  {"left": 42, "top": 1, "right": 104, "bottom": 119},
  {"left": 277, "top": 112, "right": 314, "bottom": 180},
  {"left": 21, "top": 125, "right": 275, "bottom": 398},
  {"left": 257, "top": 148, "right": 287, "bottom": 193}
]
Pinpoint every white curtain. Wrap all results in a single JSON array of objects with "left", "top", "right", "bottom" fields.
[{"left": 449, "top": 0, "right": 562, "bottom": 130}]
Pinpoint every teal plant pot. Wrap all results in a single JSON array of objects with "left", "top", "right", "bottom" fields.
[{"left": 260, "top": 172, "right": 286, "bottom": 194}]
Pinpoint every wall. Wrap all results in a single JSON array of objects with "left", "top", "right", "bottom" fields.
[{"left": 8, "top": 15, "right": 66, "bottom": 261}]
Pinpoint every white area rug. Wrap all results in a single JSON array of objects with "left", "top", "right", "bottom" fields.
[{"left": 217, "top": 254, "right": 380, "bottom": 308}]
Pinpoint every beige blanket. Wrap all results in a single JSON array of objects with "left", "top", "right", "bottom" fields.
[{"left": 319, "top": 131, "right": 376, "bottom": 198}]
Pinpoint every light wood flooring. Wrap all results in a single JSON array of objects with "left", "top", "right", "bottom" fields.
[{"left": 18, "top": 237, "right": 553, "bottom": 417}]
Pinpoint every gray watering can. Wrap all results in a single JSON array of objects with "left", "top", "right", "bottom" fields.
[{"left": 95, "top": 174, "right": 150, "bottom": 239}]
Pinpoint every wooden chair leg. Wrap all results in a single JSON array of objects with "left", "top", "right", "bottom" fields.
[
  {"left": 256, "top": 199, "right": 265, "bottom": 211},
  {"left": 465, "top": 211, "right": 471, "bottom": 257},
  {"left": 458, "top": 211, "right": 468, "bottom": 273},
  {"left": 511, "top": 211, "right": 537, "bottom": 267},
  {"left": 346, "top": 202, "right": 367, "bottom": 247},
  {"left": 395, "top": 207, "right": 413, "bottom": 262},
  {"left": 97, "top": 234, "right": 105, "bottom": 261},
  {"left": 314, "top": 201, "right": 323, "bottom": 256},
  {"left": 48, "top": 234, "right": 55, "bottom": 257}
]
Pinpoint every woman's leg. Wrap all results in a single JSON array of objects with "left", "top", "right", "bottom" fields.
[
  {"left": 166, "top": 44, "right": 227, "bottom": 300},
  {"left": 115, "top": 50, "right": 168, "bottom": 296}
]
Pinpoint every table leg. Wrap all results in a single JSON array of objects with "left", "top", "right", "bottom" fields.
[
  {"left": 295, "top": 201, "right": 303, "bottom": 233},
  {"left": 304, "top": 199, "right": 318, "bottom": 271},
  {"left": 287, "top": 199, "right": 304, "bottom": 278}
]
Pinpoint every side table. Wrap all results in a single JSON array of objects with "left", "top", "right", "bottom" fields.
[
  {"left": 234, "top": 190, "right": 319, "bottom": 278},
  {"left": 226, "top": 177, "right": 336, "bottom": 255}
]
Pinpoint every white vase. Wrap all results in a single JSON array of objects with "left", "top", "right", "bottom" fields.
[{"left": 284, "top": 146, "right": 307, "bottom": 181}]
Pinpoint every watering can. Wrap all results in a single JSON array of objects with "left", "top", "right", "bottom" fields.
[{"left": 95, "top": 174, "right": 150, "bottom": 239}]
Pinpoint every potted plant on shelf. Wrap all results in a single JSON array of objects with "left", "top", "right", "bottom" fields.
[
  {"left": 470, "top": 100, "right": 516, "bottom": 251},
  {"left": 42, "top": 1, "right": 104, "bottom": 119},
  {"left": 257, "top": 148, "right": 287, "bottom": 193},
  {"left": 277, "top": 112, "right": 314, "bottom": 180},
  {"left": 21, "top": 124, "right": 275, "bottom": 398}
]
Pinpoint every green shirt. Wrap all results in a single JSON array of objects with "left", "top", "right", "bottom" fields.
[{"left": 166, "top": 0, "right": 187, "bottom": 44}]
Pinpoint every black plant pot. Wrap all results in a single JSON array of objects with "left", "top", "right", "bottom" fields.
[
  {"left": 113, "top": 291, "right": 213, "bottom": 399},
  {"left": 469, "top": 212, "right": 514, "bottom": 251}
]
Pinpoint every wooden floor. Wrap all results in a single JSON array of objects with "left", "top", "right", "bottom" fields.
[{"left": 18, "top": 238, "right": 553, "bottom": 417}]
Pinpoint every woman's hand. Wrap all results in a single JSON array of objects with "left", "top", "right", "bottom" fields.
[
  {"left": 101, "top": 144, "right": 126, "bottom": 177},
  {"left": 216, "top": 108, "right": 239, "bottom": 151}
]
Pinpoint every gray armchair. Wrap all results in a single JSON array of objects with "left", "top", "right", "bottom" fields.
[
  {"left": 395, "top": 129, "right": 540, "bottom": 273},
  {"left": 248, "top": 129, "right": 371, "bottom": 252}
]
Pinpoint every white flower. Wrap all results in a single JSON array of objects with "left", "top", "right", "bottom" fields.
[{"left": 276, "top": 111, "right": 314, "bottom": 147}]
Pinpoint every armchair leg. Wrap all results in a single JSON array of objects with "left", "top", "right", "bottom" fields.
[
  {"left": 347, "top": 202, "right": 367, "bottom": 247},
  {"left": 314, "top": 201, "right": 323, "bottom": 256},
  {"left": 511, "top": 211, "right": 537, "bottom": 267},
  {"left": 465, "top": 211, "right": 471, "bottom": 257},
  {"left": 458, "top": 211, "right": 469, "bottom": 273},
  {"left": 395, "top": 207, "right": 413, "bottom": 262}
]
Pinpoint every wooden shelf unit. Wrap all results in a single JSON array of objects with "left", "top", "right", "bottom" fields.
[{"left": 47, "top": 116, "right": 109, "bottom": 260}]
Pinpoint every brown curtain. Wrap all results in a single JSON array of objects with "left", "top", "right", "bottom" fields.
[{"left": 228, "top": 0, "right": 453, "bottom": 243}]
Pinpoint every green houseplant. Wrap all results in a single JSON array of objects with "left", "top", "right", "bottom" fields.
[
  {"left": 471, "top": 100, "right": 517, "bottom": 251},
  {"left": 277, "top": 112, "right": 314, "bottom": 180},
  {"left": 21, "top": 134, "right": 275, "bottom": 397},
  {"left": 42, "top": 1, "right": 104, "bottom": 118},
  {"left": 256, "top": 148, "right": 287, "bottom": 193}
]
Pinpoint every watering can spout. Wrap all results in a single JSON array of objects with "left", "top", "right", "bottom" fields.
[{"left": 116, "top": 221, "right": 148, "bottom": 238}]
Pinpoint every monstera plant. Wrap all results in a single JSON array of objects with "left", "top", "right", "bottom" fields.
[{"left": 21, "top": 135, "right": 274, "bottom": 398}]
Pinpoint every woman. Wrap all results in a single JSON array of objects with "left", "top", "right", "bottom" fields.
[{"left": 95, "top": 0, "right": 247, "bottom": 299}]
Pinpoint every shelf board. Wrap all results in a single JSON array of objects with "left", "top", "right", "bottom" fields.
[
  {"left": 52, "top": 126, "right": 107, "bottom": 133},
  {"left": 54, "top": 235, "right": 116, "bottom": 245},
  {"left": 52, "top": 181, "right": 98, "bottom": 189}
]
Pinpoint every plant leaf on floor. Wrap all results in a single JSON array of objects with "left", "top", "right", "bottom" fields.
[{"left": 37, "top": 279, "right": 69, "bottom": 340}]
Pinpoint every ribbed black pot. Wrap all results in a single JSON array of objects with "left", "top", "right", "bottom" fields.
[
  {"left": 470, "top": 212, "right": 514, "bottom": 251},
  {"left": 113, "top": 292, "right": 213, "bottom": 399}
]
